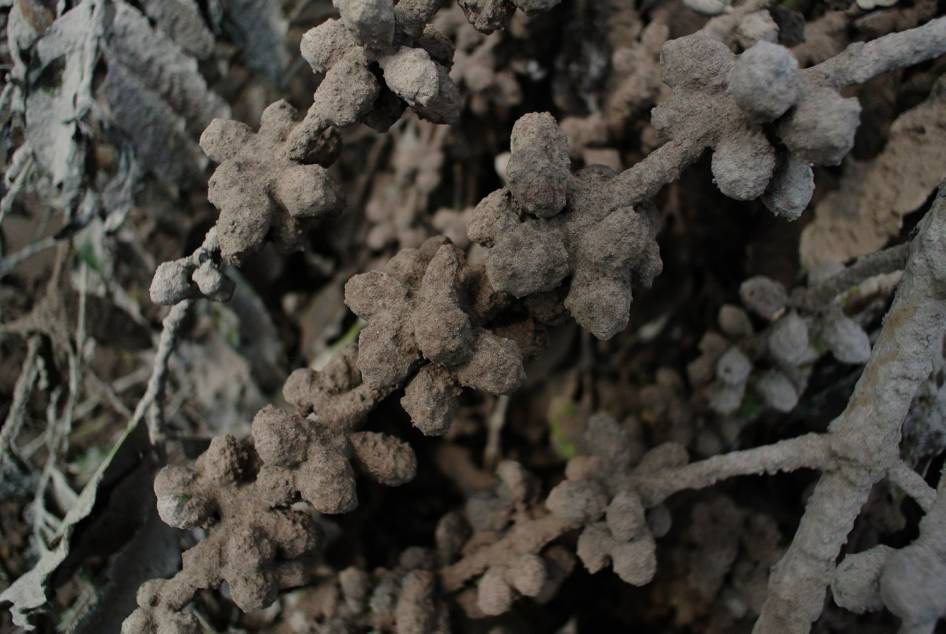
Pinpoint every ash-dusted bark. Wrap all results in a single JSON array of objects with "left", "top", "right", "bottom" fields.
[{"left": 753, "top": 186, "right": 946, "bottom": 634}]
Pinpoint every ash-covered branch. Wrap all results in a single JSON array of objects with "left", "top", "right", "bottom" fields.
[{"left": 754, "top": 184, "right": 946, "bottom": 634}]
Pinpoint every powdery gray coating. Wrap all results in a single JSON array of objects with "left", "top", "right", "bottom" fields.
[
  {"left": 436, "top": 462, "right": 580, "bottom": 616},
  {"left": 683, "top": 0, "right": 730, "bottom": 15},
  {"left": 711, "top": 127, "right": 776, "bottom": 200},
  {"left": 350, "top": 431, "right": 418, "bottom": 486},
  {"left": 506, "top": 112, "right": 570, "bottom": 218},
  {"left": 282, "top": 344, "right": 394, "bottom": 430},
  {"left": 125, "top": 435, "right": 322, "bottom": 631},
  {"left": 762, "top": 156, "right": 815, "bottom": 221},
  {"left": 607, "top": 16, "right": 946, "bottom": 223},
  {"left": 302, "top": 549, "right": 450, "bottom": 633},
  {"left": 607, "top": 25, "right": 945, "bottom": 217},
  {"left": 437, "top": 397, "right": 888, "bottom": 621},
  {"left": 477, "top": 566, "right": 514, "bottom": 615},
  {"left": 694, "top": 266, "right": 883, "bottom": 419},
  {"left": 755, "top": 370, "right": 799, "bottom": 413},
  {"left": 252, "top": 405, "right": 417, "bottom": 514},
  {"left": 754, "top": 187, "right": 946, "bottom": 634},
  {"left": 777, "top": 84, "right": 861, "bottom": 166},
  {"left": 496, "top": 459, "right": 539, "bottom": 503},
  {"left": 469, "top": 117, "right": 662, "bottom": 340},
  {"left": 573, "top": 505, "right": 656, "bottom": 585},
  {"left": 510, "top": 0, "right": 562, "bottom": 11},
  {"left": 295, "top": 0, "right": 460, "bottom": 156},
  {"left": 379, "top": 47, "right": 460, "bottom": 124},
  {"left": 122, "top": 15, "right": 946, "bottom": 634},
  {"left": 645, "top": 34, "right": 783, "bottom": 202},
  {"left": 740, "top": 276, "right": 788, "bottom": 321},
  {"left": 728, "top": 41, "right": 800, "bottom": 120},
  {"left": 545, "top": 479, "right": 609, "bottom": 524},
  {"left": 456, "top": 0, "right": 513, "bottom": 33},
  {"left": 880, "top": 536, "right": 946, "bottom": 632},
  {"left": 150, "top": 229, "right": 234, "bottom": 305},
  {"left": 870, "top": 467, "right": 946, "bottom": 632},
  {"left": 200, "top": 100, "right": 344, "bottom": 263},
  {"left": 710, "top": 381, "right": 746, "bottom": 416},
  {"left": 333, "top": 0, "right": 395, "bottom": 49},
  {"left": 821, "top": 313, "right": 872, "bottom": 365},
  {"left": 716, "top": 346, "right": 752, "bottom": 386},
  {"left": 151, "top": 257, "right": 232, "bottom": 306},
  {"left": 737, "top": 9, "right": 778, "bottom": 47},
  {"left": 345, "top": 237, "right": 525, "bottom": 433},
  {"left": 505, "top": 554, "right": 548, "bottom": 596},
  {"left": 476, "top": 554, "right": 548, "bottom": 616},
  {"left": 120, "top": 580, "right": 201, "bottom": 634},
  {"left": 606, "top": 491, "right": 647, "bottom": 542},
  {"left": 457, "top": 0, "right": 562, "bottom": 33},
  {"left": 767, "top": 313, "right": 814, "bottom": 367},
  {"left": 611, "top": 535, "right": 658, "bottom": 586},
  {"left": 394, "top": 570, "right": 440, "bottom": 634},
  {"left": 543, "top": 420, "right": 666, "bottom": 587},
  {"left": 831, "top": 545, "right": 893, "bottom": 614},
  {"left": 310, "top": 50, "right": 381, "bottom": 127},
  {"left": 400, "top": 364, "right": 461, "bottom": 435},
  {"left": 634, "top": 442, "right": 690, "bottom": 475},
  {"left": 583, "top": 412, "right": 642, "bottom": 473}
]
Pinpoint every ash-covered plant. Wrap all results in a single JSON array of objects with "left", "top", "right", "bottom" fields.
[
  {"left": 3, "top": 2, "right": 946, "bottom": 633},
  {"left": 124, "top": 8, "right": 946, "bottom": 633}
]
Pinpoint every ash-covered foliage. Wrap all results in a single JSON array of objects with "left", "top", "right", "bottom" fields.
[{"left": 2, "top": 2, "right": 946, "bottom": 634}]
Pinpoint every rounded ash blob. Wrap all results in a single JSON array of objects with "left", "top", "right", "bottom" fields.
[
  {"left": 778, "top": 84, "right": 861, "bottom": 166},
  {"left": 755, "top": 370, "right": 799, "bottom": 413},
  {"left": 767, "top": 312, "right": 814, "bottom": 366},
  {"left": 728, "top": 41, "right": 800, "bottom": 120},
  {"left": 711, "top": 128, "right": 776, "bottom": 200},
  {"left": 822, "top": 313, "right": 871, "bottom": 364}
]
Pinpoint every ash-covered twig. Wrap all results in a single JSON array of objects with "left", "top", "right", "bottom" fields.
[
  {"left": 754, "top": 184, "right": 946, "bottom": 634},
  {"left": 135, "top": 300, "right": 194, "bottom": 446},
  {"left": 795, "top": 242, "right": 911, "bottom": 310}
]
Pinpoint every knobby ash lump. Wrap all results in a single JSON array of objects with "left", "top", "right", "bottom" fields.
[{"left": 469, "top": 112, "right": 662, "bottom": 340}]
